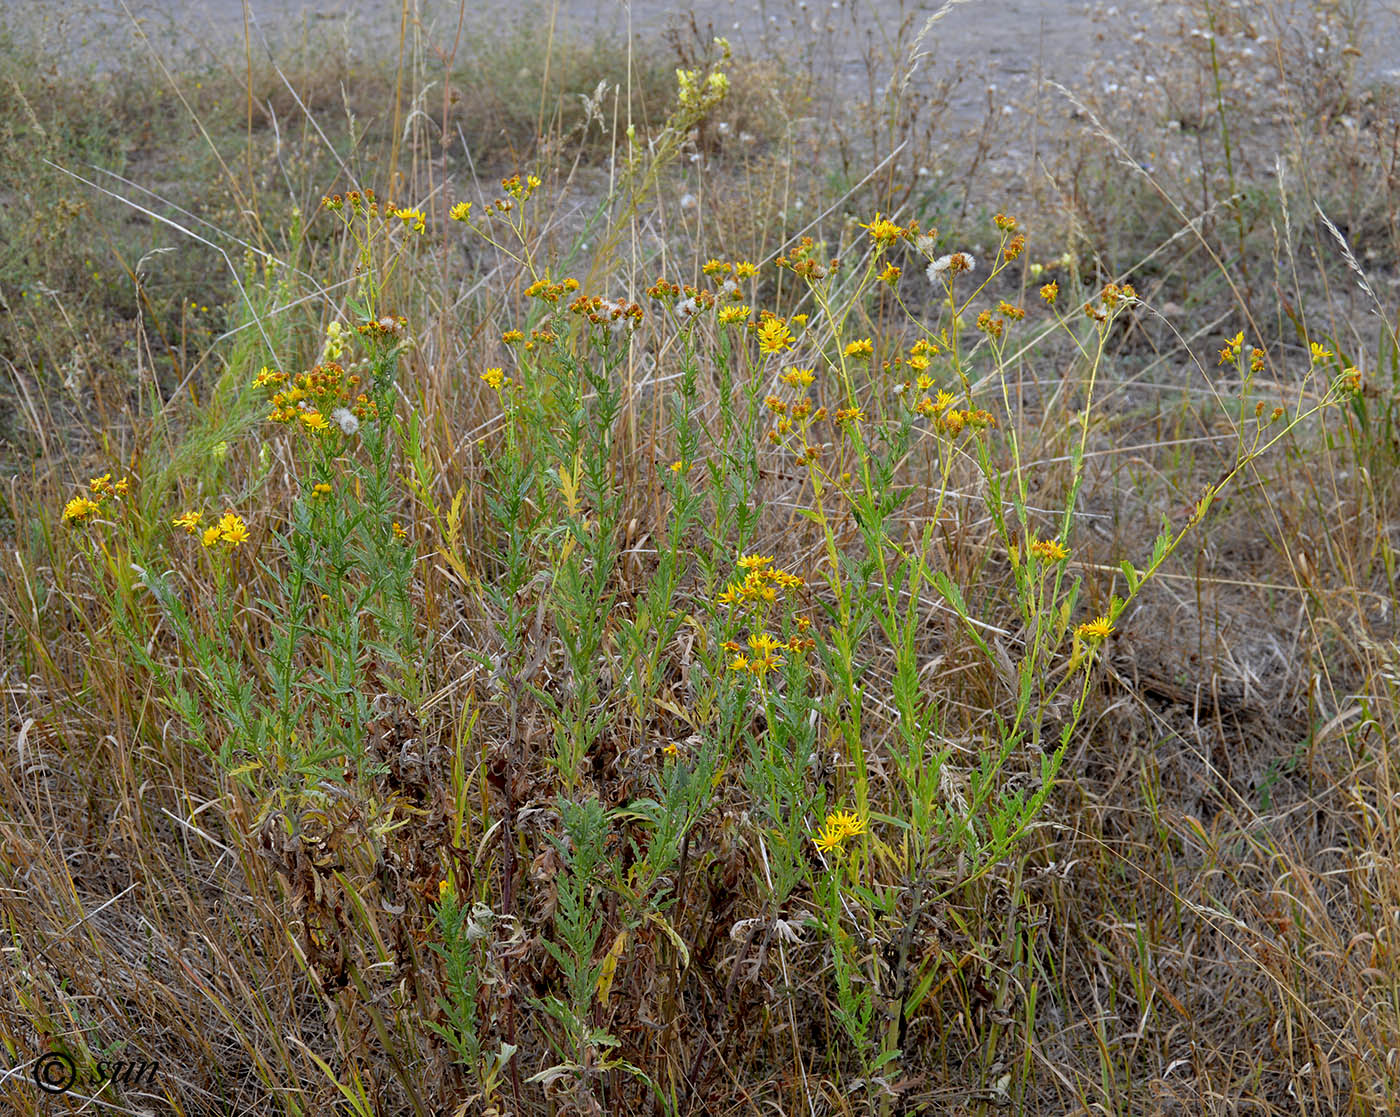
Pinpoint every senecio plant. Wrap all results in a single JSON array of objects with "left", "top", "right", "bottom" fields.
[{"left": 52, "top": 47, "right": 1360, "bottom": 1117}]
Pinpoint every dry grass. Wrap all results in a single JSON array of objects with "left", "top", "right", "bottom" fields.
[{"left": 2, "top": 2, "right": 1399, "bottom": 1114}]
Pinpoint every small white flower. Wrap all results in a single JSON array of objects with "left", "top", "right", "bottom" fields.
[
  {"left": 721, "top": 277, "right": 740, "bottom": 298},
  {"left": 680, "top": 193, "right": 698, "bottom": 211},
  {"left": 914, "top": 234, "right": 938, "bottom": 258},
  {"left": 332, "top": 407, "right": 360, "bottom": 436},
  {"left": 678, "top": 296, "right": 700, "bottom": 319}
]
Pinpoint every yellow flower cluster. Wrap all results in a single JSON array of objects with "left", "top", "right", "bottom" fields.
[
  {"left": 173, "top": 509, "right": 248, "bottom": 549},
  {"left": 716, "top": 555, "right": 805, "bottom": 609},
  {"left": 813, "top": 808, "right": 865, "bottom": 854},
  {"left": 755, "top": 318, "right": 794, "bottom": 355},
  {"left": 858, "top": 212, "right": 909, "bottom": 246},
  {"left": 524, "top": 276, "right": 580, "bottom": 303},
  {"left": 702, "top": 258, "right": 758, "bottom": 279},
  {"left": 1029, "top": 537, "right": 1069, "bottom": 563},
  {"left": 676, "top": 44, "right": 730, "bottom": 113},
  {"left": 62, "top": 473, "right": 132, "bottom": 527},
  {"left": 260, "top": 361, "right": 375, "bottom": 429}
]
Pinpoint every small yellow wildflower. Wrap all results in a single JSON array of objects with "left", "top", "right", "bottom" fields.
[
  {"left": 1218, "top": 331, "right": 1245, "bottom": 366},
  {"left": 1040, "top": 281, "right": 1059, "bottom": 304},
  {"left": 392, "top": 521, "right": 409, "bottom": 542},
  {"left": 1309, "top": 340, "right": 1333, "bottom": 364},
  {"left": 737, "top": 554, "right": 774, "bottom": 571},
  {"left": 481, "top": 368, "right": 507, "bottom": 391},
  {"left": 662, "top": 741, "right": 681, "bottom": 758},
  {"left": 756, "top": 318, "right": 794, "bottom": 354},
  {"left": 172, "top": 510, "right": 202, "bottom": 534},
  {"left": 813, "top": 823, "right": 843, "bottom": 854},
  {"left": 502, "top": 329, "right": 525, "bottom": 344},
  {"left": 812, "top": 808, "right": 865, "bottom": 854},
  {"left": 860, "top": 212, "right": 906, "bottom": 245},
  {"left": 63, "top": 495, "right": 100, "bottom": 525},
  {"left": 1029, "top": 538, "right": 1069, "bottom": 563},
  {"left": 1076, "top": 616, "right": 1114, "bottom": 641},
  {"left": 217, "top": 511, "right": 249, "bottom": 547},
  {"left": 844, "top": 338, "right": 874, "bottom": 360},
  {"left": 449, "top": 201, "right": 472, "bottom": 222},
  {"left": 89, "top": 472, "right": 113, "bottom": 495},
  {"left": 313, "top": 483, "right": 332, "bottom": 497},
  {"left": 717, "top": 304, "right": 751, "bottom": 325},
  {"left": 202, "top": 525, "right": 222, "bottom": 547},
  {"left": 392, "top": 206, "right": 427, "bottom": 233},
  {"left": 733, "top": 261, "right": 759, "bottom": 278},
  {"left": 878, "top": 262, "right": 901, "bottom": 285},
  {"left": 299, "top": 409, "right": 330, "bottom": 432}
]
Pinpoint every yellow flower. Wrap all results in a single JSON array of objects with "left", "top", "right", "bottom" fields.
[
  {"left": 859, "top": 212, "right": 905, "bottom": 245},
  {"left": 449, "top": 201, "right": 472, "bottom": 223},
  {"left": 62, "top": 495, "right": 100, "bottom": 525},
  {"left": 717, "top": 304, "right": 751, "bottom": 325},
  {"left": 878, "top": 262, "right": 901, "bottom": 284},
  {"left": 756, "top": 318, "right": 794, "bottom": 354},
  {"left": 438, "top": 878, "right": 452, "bottom": 901},
  {"left": 253, "top": 365, "right": 285, "bottom": 388},
  {"left": 201, "top": 525, "right": 222, "bottom": 547},
  {"left": 828, "top": 809, "right": 865, "bottom": 839},
  {"left": 1309, "top": 340, "right": 1333, "bottom": 364},
  {"left": 813, "top": 823, "right": 843, "bottom": 854},
  {"left": 1076, "top": 615, "right": 1114, "bottom": 641},
  {"left": 313, "top": 483, "right": 332, "bottom": 496},
  {"left": 843, "top": 338, "right": 873, "bottom": 360},
  {"left": 662, "top": 741, "right": 681, "bottom": 758},
  {"left": 481, "top": 367, "right": 507, "bottom": 390},
  {"left": 812, "top": 808, "right": 865, "bottom": 854},
  {"left": 1218, "top": 330, "right": 1245, "bottom": 366},
  {"left": 1040, "top": 281, "right": 1059, "bottom": 305},
  {"left": 502, "top": 329, "right": 524, "bottom": 344},
  {"left": 172, "top": 510, "right": 202, "bottom": 534},
  {"left": 392, "top": 206, "right": 426, "bottom": 233},
  {"left": 299, "top": 409, "right": 330, "bottom": 432},
  {"left": 217, "top": 512, "right": 249, "bottom": 547},
  {"left": 1029, "top": 538, "right": 1069, "bottom": 563},
  {"left": 733, "top": 260, "right": 759, "bottom": 278},
  {"left": 88, "top": 472, "right": 113, "bottom": 495},
  {"left": 669, "top": 460, "right": 687, "bottom": 473},
  {"left": 737, "top": 554, "right": 774, "bottom": 571},
  {"left": 392, "top": 521, "right": 409, "bottom": 542},
  {"left": 728, "top": 654, "right": 750, "bottom": 672},
  {"left": 781, "top": 367, "right": 815, "bottom": 388}
]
